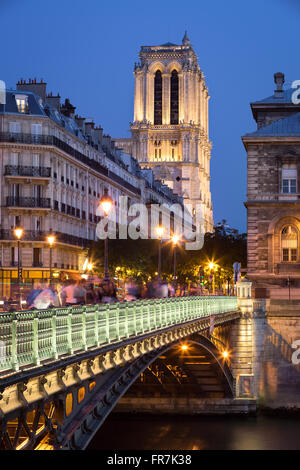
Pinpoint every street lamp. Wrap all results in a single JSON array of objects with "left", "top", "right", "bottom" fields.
[
  {"left": 99, "top": 188, "right": 113, "bottom": 281},
  {"left": 172, "top": 234, "right": 179, "bottom": 293},
  {"left": 207, "top": 261, "right": 218, "bottom": 295},
  {"left": 47, "top": 232, "right": 55, "bottom": 286},
  {"left": 14, "top": 227, "right": 23, "bottom": 307},
  {"left": 156, "top": 226, "right": 164, "bottom": 284}
]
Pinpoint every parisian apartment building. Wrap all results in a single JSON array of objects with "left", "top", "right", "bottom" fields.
[{"left": 0, "top": 78, "right": 187, "bottom": 297}]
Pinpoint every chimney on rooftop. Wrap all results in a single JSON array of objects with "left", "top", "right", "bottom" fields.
[
  {"left": 60, "top": 98, "right": 76, "bottom": 118},
  {"left": 45, "top": 92, "right": 61, "bottom": 110},
  {"left": 274, "top": 72, "right": 285, "bottom": 98},
  {"left": 16, "top": 78, "right": 47, "bottom": 101}
]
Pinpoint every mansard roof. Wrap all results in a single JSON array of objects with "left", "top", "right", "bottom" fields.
[
  {"left": 244, "top": 111, "right": 300, "bottom": 138},
  {"left": 252, "top": 87, "right": 295, "bottom": 105},
  {"left": 0, "top": 89, "right": 46, "bottom": 116}
]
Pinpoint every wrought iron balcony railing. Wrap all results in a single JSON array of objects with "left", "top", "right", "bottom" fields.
[
  {"left": 0, "top": 296, "right": 238, "bottom": 373},
  {"left": 0, "top": 132, "right": 141, "bottom": 197},
  {"left": 0, "top": 229, "right": 91, "bottom": 247},
  {"left": 6, "top": 197, "right": 51, "bottom": 208},
  {"left": 33, "top": 261, "right": 43, "bottom": 267},
  {"left": 4, "top": 165, "right": 51, "bottom": 178}
]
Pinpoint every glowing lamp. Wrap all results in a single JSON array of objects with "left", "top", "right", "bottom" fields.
[
  {"left": 100, "top": 188, "right": 113, "bottom": 216},
  {"left": 14, "top": 228, "right": 23, "bottom": 240},
  {"left": 156, "top": 226, "right": 164, "bottom": 239},
  {"left": 172, "top": 234, "right": 179, "bottom": 245},
  {"left": 47, "top": 235, "right": 55, "bottom": 247},
  {"left": 222, "top": 350, "right": 229, "bottom": 359}
]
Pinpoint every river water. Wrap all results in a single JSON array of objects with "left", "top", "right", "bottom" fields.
[{"left": 88, "top": 413, "right": 300, "bottom": 450}]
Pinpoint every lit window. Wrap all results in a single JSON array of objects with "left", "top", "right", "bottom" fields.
[
  {"left": 15, "top": 95, "right": 28, "bottom": 113},
  {"left": 282, "top": 165, "right": 297, "bottom": 194},
  {"left": 281, "top": 225, "right": 298, "bottom": 262}
]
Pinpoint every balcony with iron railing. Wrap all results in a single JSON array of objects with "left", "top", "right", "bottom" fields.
[
  {"left": 0, "top": 132, "right": 141, "bottom": 196},
  {"left": 6, "top": 197, "right": 51, "bottom": 209},
  {"left": 4, "top": 165, "right": 51, "bottom": 178},
  {"left": 0, "top": 229, "right": 91, "bottom": 247}
]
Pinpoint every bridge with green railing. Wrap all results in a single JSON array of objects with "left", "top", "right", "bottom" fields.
[{"left": 0, "top": 295, "right": 240, "bottom": 450}]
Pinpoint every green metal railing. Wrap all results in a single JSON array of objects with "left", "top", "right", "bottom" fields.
[{"left": 0, "top": 296, "right": 238, "bottom": 373}]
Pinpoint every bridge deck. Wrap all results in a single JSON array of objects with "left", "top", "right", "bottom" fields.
[{"left": 0, "top": 296, "right": 238, "bottom": 376}]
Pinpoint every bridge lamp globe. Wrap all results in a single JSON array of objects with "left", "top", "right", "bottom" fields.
[
  {"left": 181, "top": 344, "right": 189, "bottom": 351},
  {"left": 222, "top": 350, "right": 229, "bottom": 359}
]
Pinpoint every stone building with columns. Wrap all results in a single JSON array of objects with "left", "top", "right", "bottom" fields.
[
  {"left": 114, "top": 32, "right": 213, "bottom": 233},
  {"left": 0, "top": 78, "right": 185, "bottom": 297},
  {"left": 243, "top": 72, "right": 300, "bottom": 298}
]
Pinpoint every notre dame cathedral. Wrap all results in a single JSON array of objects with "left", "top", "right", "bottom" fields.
[{"left": 114, "top": 32, "right": 214, "bottom": 233}]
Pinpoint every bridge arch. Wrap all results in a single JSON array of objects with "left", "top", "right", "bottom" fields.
[{"left": 57, "top": 333, "right": 234, "bottom": 450}]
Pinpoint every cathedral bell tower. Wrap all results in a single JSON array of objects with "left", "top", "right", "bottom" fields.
[{"left": 130, "top": 32, "right": 214, "bottom": 232}]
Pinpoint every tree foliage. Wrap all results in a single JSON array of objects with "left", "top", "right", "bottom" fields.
[{"left": 88, "top": 220, "right": 247, "bottom": 285}]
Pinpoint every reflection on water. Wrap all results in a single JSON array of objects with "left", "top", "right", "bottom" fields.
[{"left": 88, "top": 413, "right": 300, "bottom": 450}]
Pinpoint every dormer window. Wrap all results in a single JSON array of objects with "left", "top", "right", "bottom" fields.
[{"left": 15, "top": 94, "right": 28, "bottom": 113}]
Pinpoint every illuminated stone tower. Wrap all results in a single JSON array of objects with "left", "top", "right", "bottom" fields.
[{"left": 130, "top": 32, "right": 213, "bottom": 232}]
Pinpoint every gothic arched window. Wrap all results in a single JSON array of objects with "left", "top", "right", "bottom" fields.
[
  {"left": 281, "top": 225, "right": 298, "bottom": 262},
  {"left": 170, "top": 70, "right": 179, "bottom": 125},
  {"left": 154, "top": 71, "right": 162, "bottom": 125}
]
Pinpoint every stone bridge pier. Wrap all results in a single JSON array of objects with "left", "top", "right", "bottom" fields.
[{"left": 237, "top": 280, "right": 300, "bottom": 410}]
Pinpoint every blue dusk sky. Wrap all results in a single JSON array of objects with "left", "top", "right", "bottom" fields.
[{"left": 1, "top": 0, "right": 299, "bottom": 233}]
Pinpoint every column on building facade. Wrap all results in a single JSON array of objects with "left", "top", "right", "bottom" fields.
[
  {"left": 178, "top": 73, "right": 184, "bottom": 124},
  {"left": 191, "top": 70, "right": 197, "bottom": 123},
  {"left": 195, "top": 73, "right": 200, "bottom": 125},
  {"left": 183, "top": 71, "right": 189, "bottom": 124},
  {"left": 195, "top": 136, "right": 199, "bottom": 163},
  {"left": 205, "top": 89, "right": 209, "bottom": 136},
  {"left": 162, "top": 73, "right": 170, "bottom": 125},
  {"left": 142, "top": 68, "right": 147, "bottom": 122},
  {"left": 146, "top": 72, "right": 153, "bottom": 123},
  {"left": 134, "top": 70, "right": 143, "bottom": 122}
]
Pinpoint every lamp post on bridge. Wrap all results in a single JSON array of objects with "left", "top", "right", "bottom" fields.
[
  {"left": 172, "top": 234, "right": 179, "bottom": 294},
  {"left": 156, "top": 226, "right": 164, "bottom": 284},
  {"left": 14, "top": 227, "right": 23, "bottom": 308},
  {"left": 47, "top": 232, "right": 55, "bottom": 287},
  {"left": 99, "top": 188, "right": 113, "bottom": 281}
]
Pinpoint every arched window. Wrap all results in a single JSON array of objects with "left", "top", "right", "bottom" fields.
[
  {"left": 170, "top": 70, "right": 179, "bottom": 125},
  {"left": 281, "top": 225, "right": 298, "bottom": 262},
  {"left": 154, "top": 71, "right": 162, "bottom": 125}
]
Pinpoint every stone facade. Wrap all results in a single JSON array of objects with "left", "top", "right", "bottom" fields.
[
  {"left": 243, "top": 73, "right": 300, "bottom": 299},
  {"left": 114, "top": 33, "right": 213, "bottom": 233},
  {"left": 0, "top": 79, "right": 185, "bottom": 296}
]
